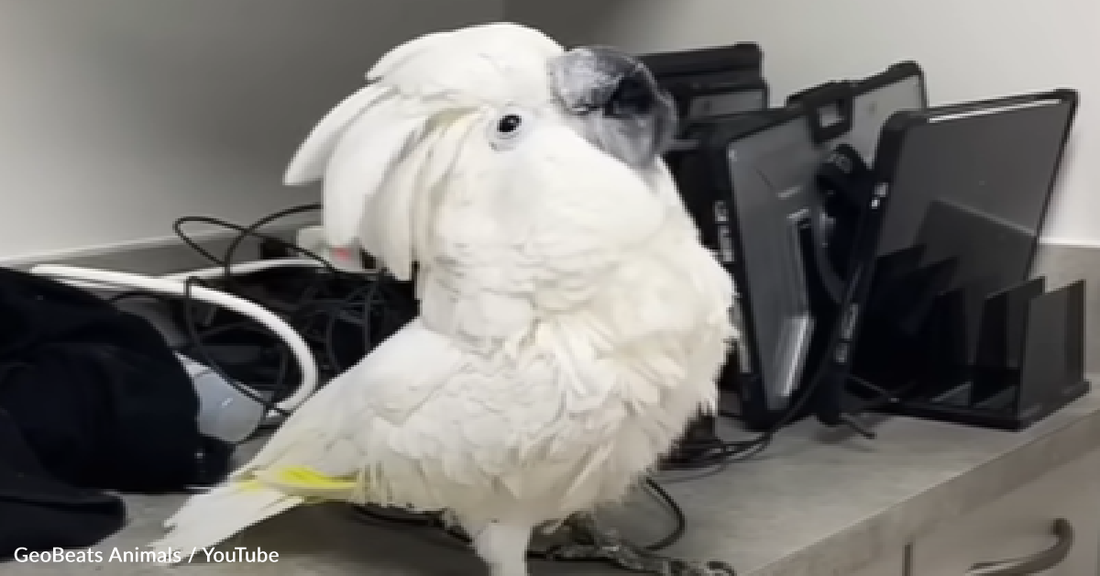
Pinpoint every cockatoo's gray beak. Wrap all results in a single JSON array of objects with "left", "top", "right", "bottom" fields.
[{"left": 550, "top": 46, "right": 677, "bottom": 168}]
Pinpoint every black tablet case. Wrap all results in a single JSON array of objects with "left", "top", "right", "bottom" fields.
[{"left": 692, "top": 62, "right": 928, "bottom": 430}]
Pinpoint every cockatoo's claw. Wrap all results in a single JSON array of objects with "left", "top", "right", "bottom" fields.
[
  {"left": 545, "top": 541, "right": 672, "bottom": 573},
  {"left": 546, "top": 514, "right": 736, "bottom": 575},
  {"left": 665, "top": 559, "right": 737, "bottom": 576},
  {"left": 544, "top": 543, "right": 736, "bottom": 576}
]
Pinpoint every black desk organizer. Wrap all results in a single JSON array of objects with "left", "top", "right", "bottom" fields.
[
  {"left": 856, "top": 269, "right": 1088, "bottom": 431},
  {"left": 845, "top": 90, "right": 1087, "bottom": 431}
]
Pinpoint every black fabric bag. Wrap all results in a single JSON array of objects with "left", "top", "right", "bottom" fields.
[{"left": 0, "top": 268, "right": 231, "bottom": 558}]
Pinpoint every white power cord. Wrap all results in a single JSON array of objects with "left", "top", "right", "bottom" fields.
[
  {"left": 29, "top": 262, "right": 319, "bottom": 414},
  {"left": 161, "top": 258, "right": 325, "bottom": 282}
]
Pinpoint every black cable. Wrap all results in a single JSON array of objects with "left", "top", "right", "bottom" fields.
[
  {"left": 171, "top": 218, "right": 224, "bottom": 266},
  {"left": 350, "top": 476, "right": 686, "bottom": 558},
  {"left": 184, "top": 321, "right": 296, "bottom": 401},
  {"left": 661, "top": 336, "right": 850, "bottom": 472},
  {"left": 108, "top": 290, "right": 295, "bottom": 400},
  {"left": 170, "top": 209, "right": 341, "bottom": 383},
  {"left": 639, "top": 476, "right": 687, "bottom": 551},
  {"left": 174, "top": 215, "right": 336, "bottom": 274},
  {"left": 172, "top": 205, "right": 340, "bottom": 412},
  {"left": 219, "top": 203, "right": 325, "bottom": 291},
  {"left": 180, "top": 276, "right": 291, "bottom": 421},
  {"left": 166, "top": 206, "right": 361, "bottom": 414},
  {"left": 324, "top": 280, "right": 382, "bottom": 373}
]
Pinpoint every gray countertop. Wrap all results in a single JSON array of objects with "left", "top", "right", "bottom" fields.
[{"left": 7, "top": 391, "right": 1100, "bottom": 576}]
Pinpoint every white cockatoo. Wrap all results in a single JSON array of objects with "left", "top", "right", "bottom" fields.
[{"left": 151, "top": 22, "right": 737, "bottom": 576}]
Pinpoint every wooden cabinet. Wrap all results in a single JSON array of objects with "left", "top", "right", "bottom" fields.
[{"left": 910, "top": 449, "right": 1100, "bottom": 575}]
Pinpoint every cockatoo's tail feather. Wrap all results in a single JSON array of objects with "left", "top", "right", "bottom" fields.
[{"left": 148, "top": 467, "right": 359, "bottom": 563}]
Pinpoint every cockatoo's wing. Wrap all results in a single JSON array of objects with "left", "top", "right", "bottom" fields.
[
  {"left": 233, "top": 319, "right": 460, "bottom": 480},
  {"left": 155, "top": 319, "right": 470, "bottom": 552},
  {"left": 230, "top": 316, "right": 584, "bottom": 516}
]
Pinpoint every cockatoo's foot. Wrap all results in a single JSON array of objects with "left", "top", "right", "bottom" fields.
[
  {"left": 546, "top": 514, "right": 736, "bottom": 575},
  {"left": 661, "top": 560, "right": 738, "bottom": 576}
]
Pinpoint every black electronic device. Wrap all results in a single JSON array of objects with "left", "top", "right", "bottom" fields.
[
  {"left": 648, "top": 43, "right": 771, "bottom": 461},
  {"left": 847, "top": 89, "right": 1086, "bottom": 430},
  {"left": 642, "top": 43, "right": 768, "bottom": 121},
  {"left": 690, "top": 62, "right": 927, "bottom": 430}
]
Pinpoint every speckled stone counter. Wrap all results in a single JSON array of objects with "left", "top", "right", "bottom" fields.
[{"left": 5, "top": 391, "right": 1100, "bottom": 576}]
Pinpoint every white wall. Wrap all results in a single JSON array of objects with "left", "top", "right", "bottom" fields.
[
  {"left": 0, "top": 0, "right": 501, "bottom": 262},
  {"left": 508, "top": 0, "right": 1100, "bottom": 245}
]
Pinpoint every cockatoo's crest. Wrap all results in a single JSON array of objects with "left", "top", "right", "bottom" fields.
[{"left": 283, "top": 23, "right": 565, "bottom": 280}]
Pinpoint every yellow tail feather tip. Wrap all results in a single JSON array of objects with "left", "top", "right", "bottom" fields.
[
  {"left": 239, "top": 479, "right": 264, "bottom": 491},
  {"left": 270, "top": 466, "right": 357, "bottom": 490}
]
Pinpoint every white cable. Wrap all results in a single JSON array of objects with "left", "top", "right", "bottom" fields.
[
  {"left": 47, "top": 259, "right": 323, "bottom": 291},
  {"left": 29, "top": 264, "right": 319, "bottom": 413},
  {"left": 162, "top": 257, "right": 324, "bottom": 282}
]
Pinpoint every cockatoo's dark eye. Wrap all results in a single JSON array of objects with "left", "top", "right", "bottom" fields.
[
  {"left": 488, "top": 109, "right": 533, "bottom": 150},
  {"left": 497, "top": 114, "right": 523, "bottom": 134}
]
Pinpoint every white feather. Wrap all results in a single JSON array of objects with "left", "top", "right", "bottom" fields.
[
  {"left": 150, "top": 484, "right": 302, "bottom": 560},
  {"left": 359, "top": 117, "right": 447, "bottom": 281},
  {"left": 369, "top": 22, "right": 563, "bottom": 104},
  {"left": 366, "top": 29, "right": 455, "bottom": 82},
  {"left": 319, "top": 98, "right": 426, "bottom": 249},
  {"left": 282, "top": 84, "right": 388, "bottom": 186}
]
